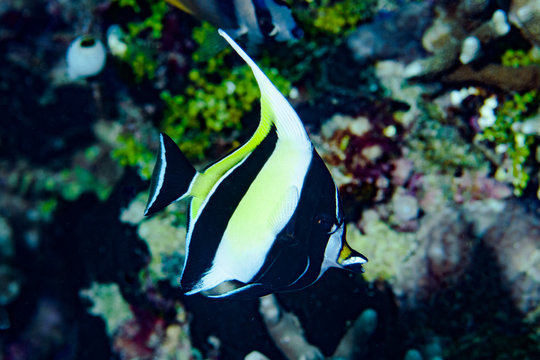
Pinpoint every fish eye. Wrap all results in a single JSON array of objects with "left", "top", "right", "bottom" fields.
[{"left": 315, "top": 216, "right": 336, "bottom": 234}]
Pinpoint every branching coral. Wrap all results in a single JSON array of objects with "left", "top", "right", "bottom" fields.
[
  {"left": 402, "top": 5, "right": 510, "bottom": 79},
  {"left": 386, "top": 0, "right": 540, "bottom": 94},
  {"left": 509, "top": 0, "right": 540, "bottom": 47},
  {"left": 258, "top": 294, "right": 380, "bottom": 360},
  {"left": 259, "top": 294, "right": 323, "bottom": 360}
]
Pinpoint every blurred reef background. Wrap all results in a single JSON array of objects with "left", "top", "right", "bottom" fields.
[{"left": 1, "top": 0, "right": 540, "bottom": 359}]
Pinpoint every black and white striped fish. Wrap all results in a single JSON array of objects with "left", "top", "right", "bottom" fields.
[
  {"left": 165, "top": 0, "right": 303, "bottom": 43},
  {"left": 144, "top": 30, "right": 366, "bottom": 298}
]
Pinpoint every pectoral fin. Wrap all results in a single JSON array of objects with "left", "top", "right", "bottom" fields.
[{"left": 268, "top": 186, "right": 299, "bottom": 236}]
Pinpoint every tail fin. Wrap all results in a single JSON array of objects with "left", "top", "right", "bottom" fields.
[{"left": 144, "top": 133, "right": 197, "bottom": 216}]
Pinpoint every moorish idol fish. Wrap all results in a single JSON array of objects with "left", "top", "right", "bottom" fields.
[
  {"left": 165, "top": 0, "right": 303, "bottom": 43},
  {"left": 144, "top": 29, "right": 367, "bottom": 298}
]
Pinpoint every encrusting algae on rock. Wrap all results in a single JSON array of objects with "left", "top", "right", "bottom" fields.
[
  {"left": 80, "top": 282, "right": 133, "bottom": 337},
  {"left": 121, "top": 193, "right": 187, "bottom": 285}
]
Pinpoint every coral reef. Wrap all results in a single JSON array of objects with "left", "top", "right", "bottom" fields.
[
  {"left": 81, "top": 282, "right": 197, "bottom": 360},
  {"left": 258, "top": 294, "right": 381, "bottom": 360},
  {"left": 369, "top": 4, "right": 540, "bottom": 199},
  {"left": 509, "top": 0, "right": 540, "bottom": 46},
  {"left": 482, "top": 202, "right": 540, "bottom": 329},
  {"left": 120, "top": 193, "right": 187, "bottom": 285},
  {"left": 2, "top": 0, "right": 540, "bottom": 359},
  {"left": 348, "top": 202, "right": 475, "bottom": 307},
  {"left": 312, "top": 110, "right": 402, "bottom": 220},
  {"left": 348, "top": 2, "right": 432, "bottom": 63},
  {"left": 349, "top": 0, "right": 540, "bottom": 94},
  {"left": 259, "top": 294, "right": 323, "bottom": 360},
  {"left": 401, "top": 5, "right": 511, "bottom": 80},
  {"left": 80, "top": 282, "right": 134, "bottom": 336},
  {"left": 475, "top": 90, "right": 540, "bottom": 195}
]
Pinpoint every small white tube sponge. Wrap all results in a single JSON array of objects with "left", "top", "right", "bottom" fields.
[
  {"left": 460, "top": 36, "right": 481, "bottom": 64},
  {"left": 66, "top": 35, "right": 106, "bottom": 80}
]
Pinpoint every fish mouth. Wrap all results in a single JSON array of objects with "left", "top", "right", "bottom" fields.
[
  {"left": 337, "top": 242, "right": 368, "bottom": 273},
  {"left": 341, "top": 254, "right": 368, "bottom": 273}
]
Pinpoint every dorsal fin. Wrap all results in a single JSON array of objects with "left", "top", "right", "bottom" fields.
[
  {"left": 165, "top": 0, "right": 196, "bottom": 15},
  {"left": 165, "top": 1, "right": 238, "bottom": 34},
  {"left": 218, "top": 29, "right": 310, "bottom": 146}
]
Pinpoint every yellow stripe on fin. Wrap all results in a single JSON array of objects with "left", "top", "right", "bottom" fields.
[
  {"left": 189, "top": 29, "right": 311, "bottom": 219},
  {"left": 165, "top": 0, "right": 196, "bottom": 15}
]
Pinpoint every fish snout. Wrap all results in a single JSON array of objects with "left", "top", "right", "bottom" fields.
[{"left": 337, "top": 242, "right": 368, "bottom": 274}]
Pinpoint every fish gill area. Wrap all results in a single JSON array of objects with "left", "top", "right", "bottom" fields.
[{"left": 1, "top": 0, "right": 540, "bottom": 359}]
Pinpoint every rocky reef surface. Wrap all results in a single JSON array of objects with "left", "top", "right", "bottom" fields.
[{"left": 1, "top": 0, "right": 540, "bottom": 359}]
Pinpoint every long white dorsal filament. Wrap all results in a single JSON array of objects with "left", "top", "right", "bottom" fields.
[{"left": 218, "top": 29, "right": 310, "bottom": 145}]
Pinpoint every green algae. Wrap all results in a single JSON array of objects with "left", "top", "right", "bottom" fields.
[
  {"left": 113, "top": 0, "right": 141, "bottom": 13},
  {"left": 294, "top": 0, "right": 377, "bottom": 36},
  {"left": 407, "top": 102, "right": 488, "bottom": 175},
  {"left": 59, "top": 165, "right": 115, "bottom": 201},
  {"left": 126, "top": 1, "right": 168, "bottom": 39},
  {"left": 8, "top": 162, "right": 113, "bottom": 202},
  {"left": 0, "top": 141, "right": 121, "bottom": 224},
  {"left": 80, "top": 282, "right": 133, "bottom": 336},
  {"left": 161, "top": 23, "right": 291, "bottom": 161},
  {"left": 160, "top": 64, "right": 291, "bottom": 160},
  {"left": 111, "top": 133, "right": 155, "bottom": 180},
  {"left": 111, "top": 0, "right": 166, "bottom": 82},
  {"left": 501, "top": 48, "right": 540, "bottom": 68},
  {"left": 476, "top": 90, "right": 540, "bottom": 195}
]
